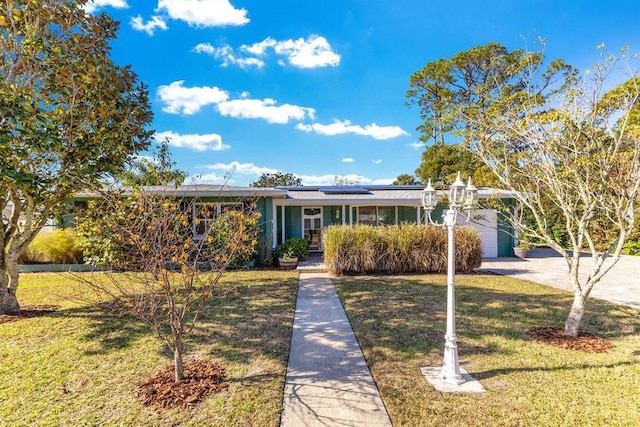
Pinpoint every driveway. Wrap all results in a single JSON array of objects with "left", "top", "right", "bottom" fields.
[{"left": 477, "top": 248, "right": 640, "bottom": 310}]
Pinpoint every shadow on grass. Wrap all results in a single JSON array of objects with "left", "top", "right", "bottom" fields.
[
  {"left": 473, "top": 359, "right": 639, "bottom": 381},
  {"left": 193, "top": 276, "right": 298, "bottom": 366},
  {"left": 55, "top": 273, "right": 299, "bottom": 365},
  {"left": 54, "top": 303, "right": 152, "bottom": 355},
  {"left": 335, "top": 275, "right": 640, "bottom": 361}
]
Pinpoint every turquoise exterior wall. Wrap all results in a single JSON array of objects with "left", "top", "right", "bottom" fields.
[
  {"left": 497, "top": 199, "right": 517, "bottom": 257},
  {"left": 285, "top": 206, "right": 302, "bottom": 239},
  {"left": 256, "top": 197, "right": 274, "bottom": 263},
  {"left": 276, "top": 205, "right": 302, "bottom": 244},
  {"left": 324, "top": 205, "right": 343, "bottom": 226}
]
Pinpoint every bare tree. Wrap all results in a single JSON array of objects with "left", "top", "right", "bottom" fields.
[
  {"left": 472, "top": 49, "right": 639, "bottom": 337},
  {"left": 408, "top": 44, "right": 639, "bottom": 336},
  {"left": 76, "top": 187, "right": 260, "bottom": 381}
]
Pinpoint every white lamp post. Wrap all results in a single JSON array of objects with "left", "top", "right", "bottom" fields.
[{"left": 421, "top": 172, "right": 478, "bottom": 385}]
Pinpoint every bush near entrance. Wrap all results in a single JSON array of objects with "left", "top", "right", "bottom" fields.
[{"left": 323, "top": 223, "right": 482, "bottom": 275}]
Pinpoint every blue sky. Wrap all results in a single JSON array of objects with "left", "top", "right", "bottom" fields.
[{"left": 86, "top": 0, "right": 640, "bottom": 186}]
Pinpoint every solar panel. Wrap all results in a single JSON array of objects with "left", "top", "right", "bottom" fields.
[
  {"left": 321, "top": 186, "right": 371, "bottom": 194},
  {"left": 278, "top": 186, "right": 320, "bottom": 191}
]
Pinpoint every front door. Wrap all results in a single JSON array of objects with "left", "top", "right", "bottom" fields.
[{"left": 303, "top": 207, "right": 323, "bottom": 251}]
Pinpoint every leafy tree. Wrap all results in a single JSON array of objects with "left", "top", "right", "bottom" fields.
[
  {"left": 0, "top": 0, "right": 153, "bottom": 314},
  {"left": 251, "top": 172, "right": 301, "bottom": 187},
  {"left": 407, "top": 42, "right": 574, "bottom": 147},
  {"left": 407, "top": 43, "right": 639, "bottom": 337},
  {"left": 392, "top": 174, "right": 419, "bottom": 185},
  {"left": 414, "top": 143, "right": 498, "bottom": 186},
  {"left": 76, "top": 187, "right": 260, "bottom": 382},
  {"left": 116, "top": 140, "right": 187, "bottom": 187}
]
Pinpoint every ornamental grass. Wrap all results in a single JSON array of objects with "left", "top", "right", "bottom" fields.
[{"left": 323, "top": 223, "right": 482, "bottom": 276}]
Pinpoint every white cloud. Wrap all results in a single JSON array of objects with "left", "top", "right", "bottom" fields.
[
  {"left": 296, "top": 120, "right": 409, "bottom": 140},
  {"left": 191, "top": 165, "right": 391, "bottom": 187},
  {"left": 243, "top": 38, "right": 275, "bottom": 56},
  {"left": 192, "top": 42, "right": 216, "bottom": 55},
  {"left": 84, "top": 0, "right": 128, "bottom": 13},
  {"left": 157, "top": 81, "right": 228, "bottom": 115},
  {"left": 154, "top": 131, "right": 230, "bottom": 152},
  {"left": 298, "top": 174, "right": 371, "bottom": 186},
  {"left": 342, "top": 158, "right": 355, "bottom": 163},
  {"left": 130, "top": 15, "right": 168, "bottom": 35},
  {"left": 156, "top": 0, "right": 249, "bottom": 27},
  {"left": 202, "top": 162, "right": 278, "bottom": 176},
  {"left": 190, "top": 173, "right": 235, "bottom": 185},
  {"left": 157, "top": 82, "right": 313, "bottom": 124},
  {"left": 193, "top": 43, "right": 265, "bottom": 69},
  {"left": 372, "top": 159, "right": 383, "bottom": 164},
  {"left": 195, "top": 35, "right": 340, "bottom": 69},
  {"left": 407, "top": 141, "right": 424, "bottom": 150},
  {"left": 372, "top": 178, "right": 394, "bottom": 185},
  {"left": 217, "top": 97, "right": 315, "bottom": 124},
  {"left": 271, "top": 35, "right": 341, "bottom": 68}
]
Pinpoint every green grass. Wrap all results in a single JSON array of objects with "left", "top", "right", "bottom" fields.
[
  {"left": 0, "top": 270, "right": 299, "bottom": 426},
  {"left": 335, "top": 274, "right": 640, "bottom": 427}
]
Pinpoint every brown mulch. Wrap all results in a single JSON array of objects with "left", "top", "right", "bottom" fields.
[
  {"left": 139, "top": 359, "right": 229, "bottom": 409},
  {"left": 0, "top": 305, "right": 59, "bottom": 324},
  {"left": 527, "top": 327, "right": 612, "bottom": 353}
]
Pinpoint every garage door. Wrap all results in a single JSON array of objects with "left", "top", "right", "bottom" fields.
[{"left": 457, "top": 209, "right": 498, "bottom": 258}]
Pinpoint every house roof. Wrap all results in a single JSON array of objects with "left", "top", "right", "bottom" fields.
[
  {"left": 77, "top": 185, "right": 288, "bottom": 199},
  {"left": 75, "top": 184, "right": 518, "bottom": 205},
  {"left": 274, "top": 185, "right": 517, "bottom": 206}
]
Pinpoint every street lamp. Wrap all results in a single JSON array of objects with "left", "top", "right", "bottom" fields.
[{"left": 421, "top": 172, "right": 478, "bottom": 385}]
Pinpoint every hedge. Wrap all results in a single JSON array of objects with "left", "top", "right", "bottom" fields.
[{"left": 323, "top": 223, "right": 482, "bottom": 276}]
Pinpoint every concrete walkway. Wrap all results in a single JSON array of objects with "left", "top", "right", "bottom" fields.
[
  {"left": 477, "top": 248, "right": 640, "bottom": 310},
  {"left": 280, "top": 273, "right": 392, "bottom": 427},
  {"left": 280, "top": 250, "right": 639, "bottom": 425}
]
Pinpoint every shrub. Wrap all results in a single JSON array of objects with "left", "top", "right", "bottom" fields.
[
  {"left": 276, "top": 237, "right": 310, "bottom": 260},
  {"left": 323, "top": 223, "right": 482, "bottom": 275},
  {"left": 18, "top": 228, "right": 83, "bottom": 264},
  {"left": 208, "top": 210, "right": 261, "bottom": 265}
]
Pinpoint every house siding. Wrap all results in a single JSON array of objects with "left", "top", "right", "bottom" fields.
[
  {"left": 285, "top": 206, "right": 302, "bottom": 240},
  {"left": 497, "top": 200, "right": 518, "bottom": 257},
  {"left": 324, "top": 205, "right": 344, "bottom": 226}
]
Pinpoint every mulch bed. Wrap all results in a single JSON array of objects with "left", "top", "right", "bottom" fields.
[
  {"left": 527, "top": 326, "right": 612, "bottom": 353},
  {"left": 139, "top": 359, "right": 229, "bottom": 408},
  {"left": 0, "top": 305, "right": 59, "bottom": 324}
]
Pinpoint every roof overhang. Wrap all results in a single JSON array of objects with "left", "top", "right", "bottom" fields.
[{"left": 76, "top": 185, "right": 288, "bottom": 199}]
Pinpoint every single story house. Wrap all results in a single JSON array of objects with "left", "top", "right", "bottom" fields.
[
  {"left": 71, "top": 184, "right": 519, "bottom": 259},
  {"left": 270, "top": 185, "right": 517, "bottom": 258}
]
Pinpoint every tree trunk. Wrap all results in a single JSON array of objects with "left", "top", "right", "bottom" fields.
[
  {"left": 1, "top": 256, "right": 21, "bottom": 315},
  {"left": 565, "top": 291, "right": 586, "bottom": 338},
  {"left": 173, "top": 346, "right": 184, "bottom": 383}
]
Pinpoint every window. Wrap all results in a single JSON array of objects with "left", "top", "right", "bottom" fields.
[
  {"left": 358, "top": 206, "right": 377, "bottom": 226},
  {"left": 192, "top": 202, "right": 244, "bottom": 239},
  {"left": 193, "top": 203, "right": 217, "bottom": 239},
  {"left": 357, "top": 206, "right": 396, "bottom": 226},
  {"left": 377, "top": 206, "right": 395, "bottom": 225}
]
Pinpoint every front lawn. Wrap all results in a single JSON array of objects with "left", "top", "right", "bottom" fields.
[
  {"left": 0, "top": 270, "right": 298, "bottom": 426},
  {"left": 336, "top": 274, "right": 640, "bottom": 427}
]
